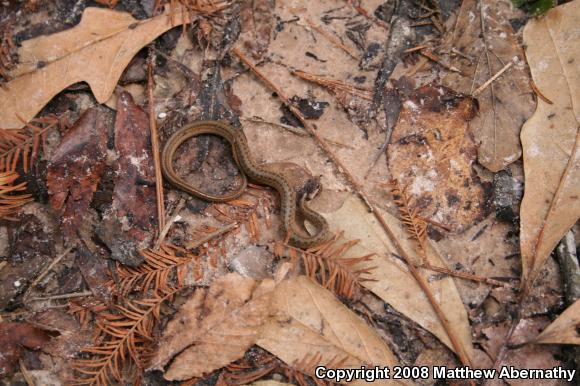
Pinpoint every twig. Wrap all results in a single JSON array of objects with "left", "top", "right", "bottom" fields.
[
  {"left": 472, "top": 61, "right": 513, "bottom": 97},
  {"left": 451, "top": 47, "right": 475, "bottom": 64},
  {"left": 241, "top": 117, "right": 354, "bottom": 149},
  {"left": 0, "top": 260, "right": 6, "bottom": 273},
  {"left": 233, "top": 47, "right": 473, "bottom": 368},
  {"left": 529, "top": 79, "right": 553, "bottom": 104},
  {"left": 420, "top": 49, "right": 463, "bottom": 74},
  {"left": 25, "top": 246, "right": 75, "bottom": 298},
  {"left": 185, "top": 222, "right": 238, "bottom": 249},
  {"left": 345, "top": 0, "right": 389, "bottom": 31},
  {"left": 422, "top": 262, "right": 516, "bottom": 288},
  {"left": 304, "top": 17, "right": 360, "bottom": 61},
  {"left": 147, "top": 48, "right": 166, "bottom": 234},
  {"left": 29, "top": 290, "right": 93, "bottom": 301},
  {"left": 154, "top": 197, "right": 186, "bottom": 249},
  {"left": 19, "top": 360, "right": 35, "bottom": 386}
]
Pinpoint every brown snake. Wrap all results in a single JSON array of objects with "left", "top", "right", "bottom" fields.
[{"left": 161, "top": 120, "right": 330, "bottom": 248}]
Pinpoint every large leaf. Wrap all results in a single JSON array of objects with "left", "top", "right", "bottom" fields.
[
  {"left": 0, "top": 7, "right": 191, "bottom": 129},
  {"left": 148, "top": 273, "right": 275, "bottom": 381},
  {"left": 322, "top": 195, "right": 474, "bottom": 363},
  {"left": 444, "top": 0, "right": 535, "bottom": 172},
  {"left": 257, "top": 276, "right": 410, "bottom": 386},
  {"left": 519, "top": 0, "right": 580, "bottom": 284}
]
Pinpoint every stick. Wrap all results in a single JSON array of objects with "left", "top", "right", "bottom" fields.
[
  {"left": 147, "top": 48, "right": 166, "bottom": 233},
  {"left": 25, "top": 246, "right": 75, "bottom": 298},
  {"left": 472, "top": 61, "right": 513, "bottom": 97},
  {"left": 304, "top": 18, "right": 360, "bottom": 61},
  {"left": 154, "top": 198, "right": 186, "bottom": 249},
  {"left": 29, "top": 290, "right": 93, "bottom": 301}
]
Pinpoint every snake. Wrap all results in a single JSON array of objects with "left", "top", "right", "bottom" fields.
[{"left": 161, "top": 120, "right": 330, "bottom": 249}]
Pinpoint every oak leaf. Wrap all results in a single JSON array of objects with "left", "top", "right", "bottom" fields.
[
  {"left": 148, "top": 273, "right": 275, "bottom": 381},
  {"left": 0, "top": 7, "right": 190, "bottom": 129},
  {"left": 519, "top": 0, "right": 580, "bottom": 284},
  {"left": 256, "top": 276, "right": 409, "bottom": 386}
]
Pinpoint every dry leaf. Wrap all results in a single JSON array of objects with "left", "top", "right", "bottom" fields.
[
  {"left": 533, "top": 299, "right": 580, "bottom": 345},
  {"left": 322, "top": 195, "right": 474, "bottom": 361},
  {"left": 256, "top": 275, "right": 409, "bottom": 386},
  {"left": 0, "top": 7, "right": 189, "bottom": 129},
  {"left": 46, "top": 108, "right": 110, "bottom": 242},
  {"left": 387, "top": 84, "right": 489, "bottom": 233},
  {"left": 519, "top": 0, "right": 580, "bottom": 284},
  {"left": 98, "top": 92, "right": 156, "bottom": 266},
  {"left": 149, "top": 273, "right": 275, "bottom": 381},
  {"left": 444, "top": 0, "right": 535, "bottom": 172},
  {"left": 0, "top": 322, "right": 51, "bottom": 377}
]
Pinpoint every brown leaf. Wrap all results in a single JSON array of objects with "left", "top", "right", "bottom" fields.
[
  {"left": 238, "top": 0, "right": 275, "bottom": 60},
  {"left": 149, "top": 273, "right": 275, "bottom": 381},
  {"left": 0, "top": 322, "right": 51, "bottom": 377},
  {"left": 444, "top": 0, "right": 535, "bottom": 172},
  {"left": 0, "top": 209, "right": 58, "bottom": 309},
  {"left": 322, "top": 195, "right": 474, "bottom": 361},
  {"left": 256, "top": 276, "right": 409, "bottom": 386},
  {"left": 388, "top": 84, "right": 489, "bottom": 233},
  {"left": 0, "top": 7, "right": 192, "bottom": 129},
  {"left": 533, "top": 299, "right": 580, "bottom": 345},
  {"left": 99, "top": 92, "right": 156, "bottom": 266},
  {"left": 47, "top": 108, "right": 110, "bottom": 241},
  {"left": 519, "top": 1, "right": 580, "bottom": 284}
]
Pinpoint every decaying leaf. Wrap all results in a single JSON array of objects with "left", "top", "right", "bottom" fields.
[
  {"left": 533, "top": 299, "right": 580, "bottom": 345},
  {"left": 257, "top": 276, "right": 408, "bottom": 386},
  {"left": 237, "top": 0, "right": 275, "bottom": 60},
  {"left": 149, "top": 273, "right": 275, "bottom": 381},
  {"left": 0, "top": 208, "right": 58, "bottom": 309},
  {"left": 47, "top": 108, "right": 110, "bottom": 242},
  {"left": 444, "top": 0, "right": 535, "bottom": 172},
  {"left": 519, "top": 0, "right": 580, "bottom": 284},
  {"left": 0, "top": 6, "right": 206, "bottom": 129},
  {"left": 98, "top": 92, "right": 156, "bottom": 266},
  {"left": 0, "top": 322, "right": 51, "bottom": 377},
  {"left": 322, "top": 195, "right": 474, "bottom": 362},
  {"left": 387, "top": 84, "right": 489, "bottom": 233}
]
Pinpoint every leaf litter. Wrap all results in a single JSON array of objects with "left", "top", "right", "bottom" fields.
[{"left": 0, "top": 0, "right": 579, "bottom": 385}]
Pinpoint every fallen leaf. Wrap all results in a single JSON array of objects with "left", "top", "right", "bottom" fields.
[
  {"left": 149, "top": 273, "right": 275, "bottom": 381},
  {"left": 444, "top": 0, "right": 535, "bottom": 172},
  {"left": 387, "top": 84, "right": 489, "bottom": 233},
  {"left": 46, "top": 108, "right": 110, "bottom": 242},
  {"left": 0, "top": 7, "right": 194, "bottom": 129},
  {"left": 519, "top": 0, "right": 580, "bottom": 284},
  {"left": 532, "top": 299, "right": 580, "bottom": 345},
  {"left": 0, "top": 322, "right": 51, "bottom": 377},
  {"left": 256, "top": 276, "right": 409, "bottom": 386},
  {"left": 0, "top": 208, "right": 58, "bottom": 309},
  {"left": 98, "top": 92, "right": 156, "bottom": 266},
  {"left": 322, "top": 195, "right": 474, "bottom": 362},
  {"left": 238, "top": 0, "right": 275, "bottom": 60}
]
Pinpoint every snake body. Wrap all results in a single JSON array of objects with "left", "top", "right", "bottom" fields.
[{"left": 161, "top": 120, "right": 330, "bottom": 248}]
